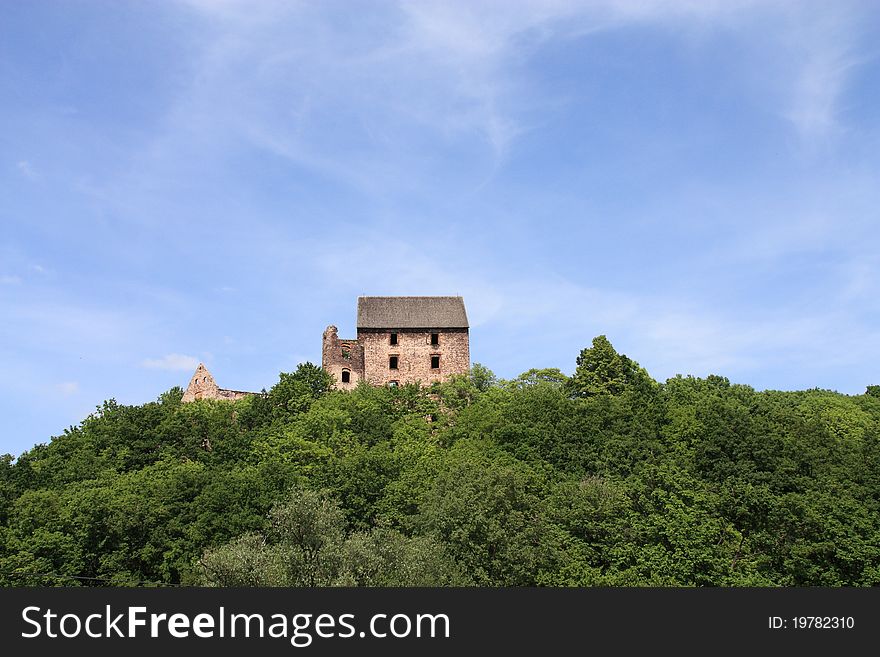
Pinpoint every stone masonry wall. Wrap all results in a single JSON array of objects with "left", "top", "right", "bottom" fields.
[
  {"left": 181, "top": 363, "right": 252, "bottom": 402},
  {"left": 322, "top": 325, "right": 365, "bottom": 390},
  {"left": 359, "top": 328, "right": 469, "bottom": 386},
  {"left": 213, "top": 388, "right": 252, "bottom": 401}
]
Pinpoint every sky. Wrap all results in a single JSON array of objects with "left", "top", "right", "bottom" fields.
[{"left": 2, "top": 0, "right": 879, "bottom": 457}]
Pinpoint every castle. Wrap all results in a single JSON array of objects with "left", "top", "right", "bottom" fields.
[
  {"left": 323, "top": 296, "right": 470, "bottom": 389},
  {"left": 181, "top": 296, "right": 470, "bottom": 401}
]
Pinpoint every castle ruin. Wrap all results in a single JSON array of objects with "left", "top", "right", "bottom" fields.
[
  {"left": 182, "top": 296, "right": 470, "bottom": 402},
  {"left": 181, "top": 363, "right": 255, "bottom": 403}
]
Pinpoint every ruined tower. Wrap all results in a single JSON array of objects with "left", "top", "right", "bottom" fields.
[{"left": 181, "top": 363, "right": 254, "bottom": 402}]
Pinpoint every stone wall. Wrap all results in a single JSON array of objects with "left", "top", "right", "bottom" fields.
[
  {"left": 212, "top": 388, "right": 252, "bottom": 401},
  {"left": 322, "top": 325, "right": 365, "bottom": 390},
  {"left": 181, "top": 363, "right": 253, "bottom": 402},
  {"left": 359, "top": 328, "right": 469, "bottom": 386}
]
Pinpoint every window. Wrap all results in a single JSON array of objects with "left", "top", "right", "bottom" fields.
[
  {"left": 431, "top": 332, "right": 439, "bottom": 346},
  {"left": 389, "top": 355, "right": 399, "bottom": 370},
  {"left": 341, "top": 344, "right": 351, "bottom": 359},
  {"left": 390, "top": 332, "right": 398, "bottom": 346},
  {"left": 341, "top": 369, "right": 350, "bottom": 384},
  {"left": 389, "top": 380, "right": 399, "bottom": 388},
  {"left": 431, "top": 355, "right": 440, "bottom": 369}
]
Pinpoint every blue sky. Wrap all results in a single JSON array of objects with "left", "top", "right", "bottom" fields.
[{"left": 2, "top": 1, "right": 879, "bottom": 456}]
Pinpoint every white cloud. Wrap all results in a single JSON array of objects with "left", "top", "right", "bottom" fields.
[
  {"left": 141, "top": 353, "right": 200, "bottom": 371},
  {"left": 0, "top": 275, "right": 22, "bottom": 285},
  {"left": 787, "top": 51, "right": 852, "bottom": 137},
  {"left": 773, "top": 3, "right": 864, "bottom": 140},
  {"left": 56, "top": 381, "right": 79, "bottom": 396},
  {"left": 16, "top": 160, "right": 37, "bottom": 179}
]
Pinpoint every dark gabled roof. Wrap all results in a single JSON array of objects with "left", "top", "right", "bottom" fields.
[{"left": 357, "top": 296, "right": 469, "bottom": 329}]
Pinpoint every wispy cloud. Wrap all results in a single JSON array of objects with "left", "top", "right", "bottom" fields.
[
  {"left": 55, "top": 381, "right": 80, "bottom": 396},
  {"left": 163, "top": 0, "right": 865, "bottom": 201},
  {"left": 140, "top": 353, "right": 200, "bottom": 371},
  {"left": 775, "top": 4, "right": 863, "bottom": 140},
  {"left": 16, "top": 160, "right": 38, "bottom": 179},
  {"left": 493, "top": 274, "right": 879, "bottom": 388},
  {"left": 302, "top": 218, "right": 878, "bottom": 390},
  {"left": 0, "top": 275, "right": 22, "bottom": 285},
  {"left": 787, "top": 50, "right": 854, "bottom": 137}
]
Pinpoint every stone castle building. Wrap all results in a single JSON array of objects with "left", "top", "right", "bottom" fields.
[
  {"left": 182, "top": 296, "right": 470, "bottom": 402},
  {"left": 322, "top": 296, "right": 470, "bottom": 389}
]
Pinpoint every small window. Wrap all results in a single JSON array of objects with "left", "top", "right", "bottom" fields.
[
  {"left": 431, "top": 355, "right": 440, "bottom": 369},
  {"left": 341, "top": 344, "right": 351, "bottom": 359},
  {"left": 389, "top": 380, "right": 399, "bottom": 388},
  {"left": 389, "top": 355, "right": 399, "bottom": 370},
  {"left": 341, "top": 369, "right": 350, "bottom": 384},
  {"left": 431, "top": 332, "right": 439, "bottom": 346},
  {"left": 390, "top": 332, "right": 398, "bottom": 346}
]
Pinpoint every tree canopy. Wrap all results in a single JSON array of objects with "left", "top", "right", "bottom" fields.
[{"left": 2, "top": 346, "right": 879, "bottom": 587}]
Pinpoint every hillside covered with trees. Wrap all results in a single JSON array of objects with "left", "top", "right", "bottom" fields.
[{"left": 2, "top": 336, "right": 879, "bottom": 587}]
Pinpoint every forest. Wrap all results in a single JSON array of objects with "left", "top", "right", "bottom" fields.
[{"left": 2, "top": 336, "right": 878, "bottom": 587}]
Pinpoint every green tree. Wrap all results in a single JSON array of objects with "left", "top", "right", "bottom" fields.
[
  {"left": 469, "top": 363, "right": 497, "bottom": 392},
  {"left": 568, "top": 335, "right": 652, "bottom": 397},
  {"left": 201, "top": 487, "right": 470, "bottom": 586},
  {"left": 201, "top": 485, "right": 344, "bottom": 586},
  {"left": 267, "top": 363, "right": 334, "bottom": 421},
  {"left": 507, "top": 368, "right": 568, "bottom": 389},
  {"left": 337, "top": 528, "right": 470, "bottom": 586},
  {"left": 416, "top": 441, "right": 562, "bottom": 585}
]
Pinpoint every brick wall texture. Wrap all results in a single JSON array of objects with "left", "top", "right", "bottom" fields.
[{"left": 359, "top": 328, "right": 469, "bottom": 386}]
